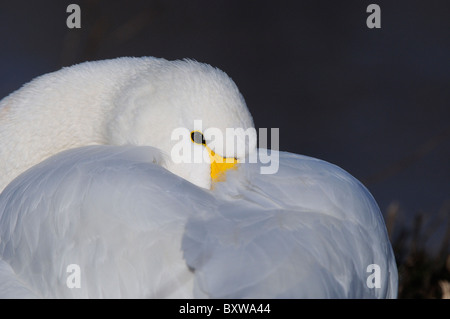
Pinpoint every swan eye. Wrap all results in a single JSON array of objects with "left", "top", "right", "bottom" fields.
[{"left": 191, "top": 131, "right": 206, "bottom": 145}]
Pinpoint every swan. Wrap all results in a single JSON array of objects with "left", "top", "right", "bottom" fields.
[{"left": 0, "top": 57, "right": 398, "bottom": 298}]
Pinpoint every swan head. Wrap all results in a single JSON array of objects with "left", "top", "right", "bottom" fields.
[{"left": 108, "top": 58, "right": 257, "bottom": 189}]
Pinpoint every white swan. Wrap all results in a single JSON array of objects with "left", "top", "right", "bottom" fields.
[{"left": 0, "top": 57, "right": 398, "bottom": 298}]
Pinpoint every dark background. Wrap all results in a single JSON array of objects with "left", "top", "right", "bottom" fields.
[{"left": 1, "top": 0, "right": 449, "bottom": 297}]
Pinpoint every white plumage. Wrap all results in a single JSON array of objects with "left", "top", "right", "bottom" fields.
[
  {"left": 0, "top": 57, "right": 397, "bottom": 298},
  {"left": 0, "top": 57, "right": 255, "bottom": 191}
]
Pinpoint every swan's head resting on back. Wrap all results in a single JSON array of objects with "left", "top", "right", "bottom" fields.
[{"left": 107, "top": 59, "right": 257, "bottom": 189}]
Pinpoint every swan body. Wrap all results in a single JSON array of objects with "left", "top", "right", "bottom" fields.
[{"left": 0, "top": 57, "right": 397, "bottom": 298}]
